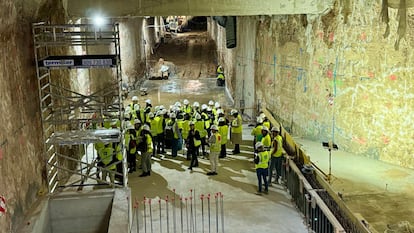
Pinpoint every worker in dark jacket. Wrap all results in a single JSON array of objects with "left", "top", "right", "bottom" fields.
[{"left": 187, "top": 121, "right": 201, "bottom": 170}]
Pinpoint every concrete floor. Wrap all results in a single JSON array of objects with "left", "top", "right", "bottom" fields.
[{"left": 128, "top": 76, "right": 308, "bottom": 233}]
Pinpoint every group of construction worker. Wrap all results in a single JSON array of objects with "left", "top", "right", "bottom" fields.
[
  {"left": 122, "top": 96, "right": 243, "bottom": 176},
  {"left": 251, "top": 113, "right": 284, "bottom": 195}
]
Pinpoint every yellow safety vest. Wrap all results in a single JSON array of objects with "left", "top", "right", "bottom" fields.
[
  {"left": 255, "top": 151, "right": 269, "bottom": 169},
  {"left": 272, "top": 135, "right": 283, "bottom": 157},
  {"left": 231, "top": 115, "right": 242, "bottom": 133},
  {"left": 156, "top": 116, "right": 164, "bottom": 135},
  {"left": 181, "top": 120, "right": 190, "bottom": 140},
  {"left": 263, "top": 121, "right": 271, "bottom": 130},
  {"left": 182, "top": 105, "right": 192, "bottom": 114},
  {"left": 201, "top": 112, "right": 211, "bottom": 129},
  {"left": 210, "top": 132, "right": 222, "bottom": 152},
  {"left": 195, "top": 120, "right": 207, "bottom": 138},
  {"left": 100, "top": 146, "right": 116, "bottom": 170},
  {"left": 251, "top": 125, "right": 263, "bottom": 141},
  {"left": 145, "top": 134, "right": 153, "bottom": 153},
  {"left": 149, "top": 118, "right": 159, "bottom": 137},
  {"left": 218, "top": 125, "right": 228, "bottom": 145},
  {"left": 217, "top": 73, "right": 225, "bottom": 80},
  {"left": 261, "top": 133, "right": 272, "bottom": 149}
]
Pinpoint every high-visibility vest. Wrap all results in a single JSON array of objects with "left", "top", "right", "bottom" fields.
[
  {"left": 195, "top": 120, "right": 207, "bottom": 138},
  {"left": 201, "top": 112, "right": 210, "bottom": 129},
  {"left": 261, "top": 133, "right": 272, "bottom": 149},
  {"left": 156, "top": 116, "right": 164, "bottom": 135},
  {"left": 217, "top": 73, "right": 225, "bottom": 80},
  {"left": 251, "top": 125, "right": 263, "bottom": 141},
  {"left": 182, "top": 105, "right": 192, "bottom": 114},
  {"left": 272, "top": 135, "right": 283, "bottom": 157},
  {"left": 100, "top": 146, "right": 116, "bottom": 170},
  {"left": 263, "top": 121, "right": 271, "bottom": 130},
  {"left": 210, "top": 132, "right": 222, "bottom": 152},
  {"left": 149, "top": 118, "right": 159, "bottom": 137},
  {"left": 145, "top": 134, "right": 153, "bottom": 153},
  {"left": 114, "top": 143, "right": 122, "bottom": 160},
  {"left": 231, "top": 115, "right": 242, "bottom": 133},
  {"left": 218, "top": 125, "right": 228, "bottom": 145},
  {"left": 181, "top": 120, "right": 190, "bottom": 140},
  {"left": 255, "top": 151, "right": 269, "bottom": 169}
]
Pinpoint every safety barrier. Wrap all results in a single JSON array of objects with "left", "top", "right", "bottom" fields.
[{"left": 264, "top": 108, "right": 371, "bottom": 233}]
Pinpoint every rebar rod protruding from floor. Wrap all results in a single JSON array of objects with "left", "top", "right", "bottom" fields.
[
  {"left": 189, "top": 190, "right": 193, "bottom": 233},
  {"left": 185, "top": 197, "right": 189, "bottom": 233},
  {"left": 159, "top": 199, "right": 162, "bottom": 233},
  {"left": 201, "top": 194, "right": 205, "bottom": 233},
  {"left": 215, "top": 193, "right": 218, "bottom": 233},
  {"left": 193, "top": 189, "right": 196, "bottom": 233},
  {"left": 166, "top": 196, "right": 170, "bottom": 233},
  {"left": 220, "top": 193, "right": 224, "bottom": 233},
  {"left": 208, "top": 194, "right": 211, "bottom": 233},
  {"left": 149, "top": 199, "right": 153, "bottom": 233},
  {"left": 135, "top": 199, "right": 140, "bottom": 233},
  {"left": 180, "top": 197, "right": 184, "bottom": 233},
  {"left": 143, "top": 197, "right": 147, "bottom": 233},
  {"left": 173, "top": 189, "right": 177, "bottom": 233}
]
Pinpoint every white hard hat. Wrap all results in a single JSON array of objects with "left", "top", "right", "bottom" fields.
[
  {"left": 207, "top": 107, "right": 212, "bottom": 112},
  {"left": 134, "top": 119, "right": 141, "bottom": 124},
  {"left": 142, "top": 124, "right": 150, "bottom": 131},
  {"left": 271, "top": 127, "right": 280, "bottom": 132},
  {"left": 134, "top": 104, "right": 140, "bottom": 111},
  {"left": 214, "top": 102, "right": 220, "bottom": 108},
  {"left": 132, "top": 96, "right": 139, "bottom": 101},
  {"left": 145, "top": 99, "right": 151, "bottom": 104},
  {"left": 161, "top": 109, "right": 168, "bottom": 115},
  {"left": 170, "top": 112, "right": 176, "bottom": 118},
  {"left": 155, "top": 110, "right": 162, "bottom": 116},
  {"left": 218, "top": 117, "right": 225, "bottom": 122},
  {"left": 217, "top": 109, "right": 224, "bottom": 115},
  {"left": 201, "top": 104, "right": 208, "bottom": 110},
  {"left": 256, "top": 117, "right": 263, "bottom": 124},
  {"left": 193, "top": 101, "right": 200, "bottom": 108},
  {"left": 208, "top": 100, "right": 214, "bottom": 106},
  {"left": 255, "top": 141, "right": 263, "bottom": 148},
  {"left": 183, "top": 99, "right": 189, "bottom": 105},
  {"left": 230, "top": 109, "right": 238, "bottom": 115},
  {"left": 124, "top": 107, "right": 131, "bottom": 115},
  {"left": 210, "top": 125, "right": 218, "bottom": 131},
  {"left": 148, "top": 112, "right": 154, "bottom": 118},
  {"left": 189, "top": 121, "right": 195, "bottom": 126},
  {"left": 261, "top": 126, "right": 269, "bottom": 132},
  {"left": 154, "top": 106, "right": 160, "bottom": 112},
  {"left": 159, "top": 105, "right": 165, "bottom": 110},
  {"left": 195, "top": 113, "right": 202, "bottom": 120},
  {"left": 125, "top": 121, "right": 134, "bottom": 130},
  {"left": 124, "top": 113, "right": 131, "bottom": 119},
  {"left": 175, "top": 101, "right": 181, "bottom": 107}
]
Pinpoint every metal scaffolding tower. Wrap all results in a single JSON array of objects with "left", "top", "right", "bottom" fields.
[{"left": 32, "top": 22, "right": 127, "bottom": 193}]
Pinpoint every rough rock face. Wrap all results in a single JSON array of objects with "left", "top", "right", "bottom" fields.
[
  {"left": 0, "top": 0, "right": 68, "bottom": 231},
  {"left": 210, "top": 1, "right": 414, "bottom": 169}
]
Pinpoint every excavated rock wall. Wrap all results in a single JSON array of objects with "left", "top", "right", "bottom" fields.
[
  {"left": 210, "top": 1, "right": 414, "bottom": 169},
  {"left": 0, "top": 0, "right": 69, "bottom": 232}
]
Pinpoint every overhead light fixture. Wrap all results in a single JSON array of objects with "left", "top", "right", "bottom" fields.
[{"left": 93, "top": 15, "right": 105, "bottom": 27}]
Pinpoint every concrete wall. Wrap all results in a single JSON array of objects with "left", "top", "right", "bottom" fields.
[
  {"left": 119, "top": 17, "right": 145, "bottom": 86},
  {"left": 210, "top": 1, "right": 414, "bottom": 169}
]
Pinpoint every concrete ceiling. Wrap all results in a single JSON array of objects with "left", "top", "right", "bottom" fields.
[{"left": 66, "top": 0, "right": 335, "bottom": 17}]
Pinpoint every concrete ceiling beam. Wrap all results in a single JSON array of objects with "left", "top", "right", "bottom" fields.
[{"left": 66, "top": 0, "right": 335, "bottom": 17}]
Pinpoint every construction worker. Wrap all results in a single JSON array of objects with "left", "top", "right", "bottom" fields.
[
  {"left": 201, "top": 104, "right": 211, "bottom": 137},
  {"left": 194, "top": 113, "right": 208, "bottom": 156},
  {"left": 139, "top": 125, "right": 153, "bottom": 177},
  {"left": 99, "top": 143, "right": 116, "bottom": 186},
  {"left": 230, "top": 109, "right": 243, "bottom": 154},
  {"left": 260, "top": 112, "right": 272, "bottom": 130},
  {"left": 251, "top": 117, "right": 264, "bottom": 152},
  {"left": 144, "top": 99, "right": 152, "bottom": 123},
  {"left": 207, "top": 125, "right": 221, "bottom": 175},
  {"left": 192, "top": 102, "right": 200, "bottom": 119},
  {"left": 254, "top": 141, "right": 269, "bottom": 195},
  {"left": 187, "top": 121, "right": 201, "bottom": 170},
  {"left": 148, "top": 112, "right": 159, "bottom": 157},
  {"left": 165, "top": 112, "right": 181, "bottom": 157},
  {"left": 181, "top": 113, "right": 191, "bottom": 159},
  {"left": 216, "top": 65, "right": 225, "bottom": 86},
  {"left": 218, "top": 117, "right": 229, "bottom": 158},
  {"left": 156, "top": 109, "right": 167, "bottom": 154},
  {"left": 128, "top": 119, "right": 142, "bottom": 173},
  {"left": 268, "top": 126, "right": 284, "bottom": 185},
  {"left": 260, "top": 126, "right": 272, "bottom": 151},
  {"left": 182, "top": 99, "right": 192, "bottom": 114}
]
